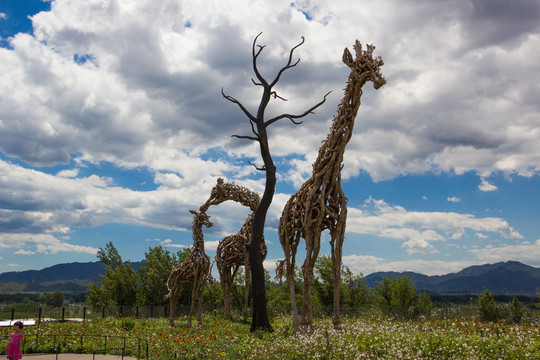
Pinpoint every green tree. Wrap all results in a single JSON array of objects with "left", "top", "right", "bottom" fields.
[
  {"left": 313, "top": 255, "right": 369, "bottom": 315},
  {"left": 87, "top": 242, "right": 138, "bottom": 306},
  {"left": 414, "top": 291, "right": 433, "bottom": 317},
  {"left": 313, "top": 255, "right": 335, "bottom": 308},
  {"left": 507, "top": 296, "right": 524, "bottom": 323},
  {"left": 138, "top": 246, "right": 178, "bottom": 306},
  {"left": 40, "top": 291, "right": 65, "bottom": 307},
  {"left": 477, "top": 288, "right": 499, "bottom": 322},
  {"left": 341, "top": 266, "right": 369, "bottom": 309},
  {"left": 375, "top": 276, "right": 417, "bottom": 318}
]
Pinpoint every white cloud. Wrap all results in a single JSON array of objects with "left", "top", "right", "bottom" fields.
[
  {"left": 0, "top": 233, "right": 98, "bottom": 255},
  {"left": 1, "top": 0, "right": 540, "bottom": 270},
  {"left": 479, "top": 178, "right": 498, "bottom": 192},
  {"left": 0, "top": 13, "right": 7, "bottom": 20},
  {"left": 447, "top": 196, "right": 461, "bottom": 203},
  {"left": 346, "top": 198, "right": 522, "bottom": 255},
  {"left": 0, "top": 0, "right": 538, "bottom": 184},
  {"left": 56, "top": 169, "right": 79, "bottom": 178},
  {"left": 342, "top": 254, "right": 476, "bottom": 276},
  {"left": 470, "top": 239, "right": 540, "bottom": 266}
]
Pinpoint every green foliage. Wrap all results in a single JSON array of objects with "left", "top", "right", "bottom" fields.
[
  {"left": 4, "top": 315, "right": 539, "bottom": 359},
  {"left": 313, "top": 255, "right": 369, "bottom": 310},
  {"left": 137, "top": 246, "right": 179, "bottom": 306},
  {"left": 40, "top": 291, "right": 65, "bottom": 307},
  {"left": 375, "top": 276, "right": 418, "bottom": 318},
  {"left": 506, "top": 296, "right": 524, "bottom": 323},
  {"left": 121, "top": 317, "right": 136, "bottom": 331},
  {"left": 87, "top": 242, "right": 138, "bottom": 306},
  {"left": 341, "top": 266, "right": 369, "bottom": 309},
  {"left": 477, "top": 288, "right": 499, "bottom": 322},
  {"left": 414, "top": 290, "right": 433, "bottom": 316}
]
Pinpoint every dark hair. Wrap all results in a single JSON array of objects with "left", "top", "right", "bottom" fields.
[{"left": 13, "top": 321, "right": 23, "bottom": 329}]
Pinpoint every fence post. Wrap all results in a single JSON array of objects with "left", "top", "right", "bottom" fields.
[
  {"left": 83, "top": 307, "right": 87, "bottom": 322},
  {"left": 62, "top": 307, "right": 65, "bottom": 322},
  {"left": 11, "top": 308, "right": 14, "bottom": 321}
]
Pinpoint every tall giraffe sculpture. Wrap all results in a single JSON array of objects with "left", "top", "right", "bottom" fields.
[
  {"left": 278, "top": 41, "right": 385, "bottom": 332},
  {"left": 166, "top": 209, "right": 212, "bottom": 328},
  {"left": 204, "top": 178, "right": 267, "bottom": 319}
]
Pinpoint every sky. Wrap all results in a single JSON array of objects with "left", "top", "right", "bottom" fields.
[{"left": 1, "top": 0, "right": 540, "bottom": 278}]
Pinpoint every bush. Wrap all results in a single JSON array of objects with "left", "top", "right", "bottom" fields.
[
  {"left": 506, "top": 296, "right": 524, "bottom": 323},
  {"left": 477, "top": 288, "right": 499, "bottom": 321}
]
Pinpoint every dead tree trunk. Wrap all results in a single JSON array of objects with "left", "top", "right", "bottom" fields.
[{"left": 222, "top": 32, "right": 329, "bottom": 332}]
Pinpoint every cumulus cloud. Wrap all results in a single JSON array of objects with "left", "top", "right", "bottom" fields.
[
  {"left": 0, "top": 233, "right": 98, "bottom": 255},
  {"left": 0, "top": 0, "right": 538, "bottom": 184},
  {"left": 1, "top": 0, "right": 539, "bottom": 266},
  {"left": 470, "top": 239, "right": 540, "bottom": 266},
  {"left": 0, "top": 159, "right": 255, "bottom": 236},
  {"left": 479, "top": 178, "right": 498, "bottom": 191},
  {"left": 342, "top": 254, "right": 477, "bottom": 276},
  {"left": 447, "top": 196, "right": 461, "bottom": 203},
  {"left": 346, "top": 198, "right": 522, "bottom": 255}
]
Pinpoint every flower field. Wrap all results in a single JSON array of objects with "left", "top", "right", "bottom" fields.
[{"left": 1, "top": 314, "right": 539, "bottom": 359}]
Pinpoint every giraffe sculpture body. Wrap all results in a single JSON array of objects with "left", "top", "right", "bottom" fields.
[
  {"left": 278, "top": 41, "right": 385, "bottom": 332},
  {"left": 166, "top": 209, "right": 212, "bottom": 328}
]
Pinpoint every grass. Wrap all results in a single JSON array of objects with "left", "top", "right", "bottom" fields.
[{"left": 1, "top": 313, "right": 539, "bottom": 359}]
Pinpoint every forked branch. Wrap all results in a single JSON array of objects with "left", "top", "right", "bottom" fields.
[{"left": 265, "top": 91, "right": 332, "bottom": 127}]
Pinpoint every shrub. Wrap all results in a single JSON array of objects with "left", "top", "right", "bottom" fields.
[{"left": 477, "top": 288, "right": 499, "bottom": 321}]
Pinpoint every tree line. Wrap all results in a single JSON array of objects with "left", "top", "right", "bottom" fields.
[{"left": 87, "top": 242, "right": 436, "bottom": 318}]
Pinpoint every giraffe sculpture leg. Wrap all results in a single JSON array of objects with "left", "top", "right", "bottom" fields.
[
  {"left": 168, "top": 285, "right": 183, "bottom": 327},
  {"left": 300, "top": 232, "right": 321, "bottom": 332},
  {"left": 330, "top": 222, "right": 346, "bottom": 330},
  {"left": 187, "top": 270, "right": 203, "bottom": 328},
  {"left": 285, "top": 257, "right": 300, "bottom": 333}
]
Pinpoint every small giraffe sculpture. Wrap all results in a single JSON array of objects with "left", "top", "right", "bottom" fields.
[
  {"left": 205, "top": 178, "right": 266, "bottom": 319},
  {"left": 166, "top": 209, "right": 212, "bottom": 328},
  {"left": 278, "top": 41, "right": 385, "bottom": 332},
  {"left": 216, "top": 212, "right": 267, "bottom": 319}
]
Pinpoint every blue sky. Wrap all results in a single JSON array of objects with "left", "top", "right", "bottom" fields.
[{"left": 1, "top": 0, "right": 540, "bottom": 277}]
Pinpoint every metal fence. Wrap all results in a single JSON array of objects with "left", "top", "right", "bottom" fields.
[{"left": 1, "top": 333, "right": 148, "bottom": 359}]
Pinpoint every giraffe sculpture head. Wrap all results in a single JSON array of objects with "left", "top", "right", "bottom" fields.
[
  {"left": 189, "top": 209, "right": 213, "bottom": 230},
  {"left": 342, "top": 40, "right": 386, "bottom": 90}
]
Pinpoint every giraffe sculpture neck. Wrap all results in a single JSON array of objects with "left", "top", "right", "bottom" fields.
[{"left": 312, "top": 74, "right": 367, "bottom": 175}]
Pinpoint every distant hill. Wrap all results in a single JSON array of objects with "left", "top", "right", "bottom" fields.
[
  {"left": 0, "top": 261, "right": 138, "bottom": 293},
  {"left": 0, "top": 262, "right": 105, "bottom": 284},
  {"left": 365, "top": 261, "right": 540, "bottom": 296},
  {"left": 1, "top": 260, "right": 539, "bottom": 296}
]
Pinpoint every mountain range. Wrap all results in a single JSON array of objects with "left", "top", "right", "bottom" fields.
[
  {"left": 0, "top": 260, "right": 539, "bottom": 296},
  {"left": 365, "top": 261, "right": 540, "bottom": 296}
]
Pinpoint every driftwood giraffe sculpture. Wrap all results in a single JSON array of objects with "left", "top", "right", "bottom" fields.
[
  {"left": 278, "top": 41, "right": 385, "bottom": 332},
  {"left": 208, "top": 178, "right": 267, "bottom": 319},
  {"left": 166, "top": 209, "right": 212, "bottom": 328}
]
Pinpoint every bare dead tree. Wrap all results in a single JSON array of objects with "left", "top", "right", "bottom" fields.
[{"left": 222, "top": 32, "right": 330, "bottom": 332}]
